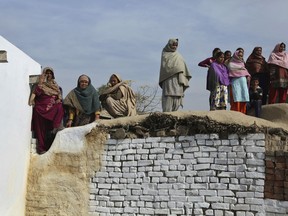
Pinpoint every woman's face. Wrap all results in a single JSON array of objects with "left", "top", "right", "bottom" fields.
[
  {"left": 79, "top": 76, "right": 89, "bottom": 89},
  {"left": 255, "top": 48, "right": 262, "bottom": 55},
  {"left": 216, "top": 54, "right": 224, "bottom": 64},
  {"left": 46, "top": 70, "right": 53, "bottom": 81},
  {"left": 169, "top": 42, "right": 178, "bottom": 50},
  {"left": 224, "top": 52, "right": 231, "bottom": 60},
  {"left": 110, "top": 76, "right": 119, "bottom": 86},
  {"left": 279, "top": 44, "right": 286, "bottom": 52},
  {"left": 238, "top": 50, "right": 244, "bottom": 59}
]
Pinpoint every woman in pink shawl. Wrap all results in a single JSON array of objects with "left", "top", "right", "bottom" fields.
[
  {"left": 29, "top": 67, "right": 64, "bottom": 154},
  {"left": 227, "top": 49, "right": 251, "bottom": 114},
  {"left": 267, "top": 42, "right": 288, "bottom": 104}
]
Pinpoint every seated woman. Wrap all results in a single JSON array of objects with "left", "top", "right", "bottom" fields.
[
  {"left": 99, "top": 74, "right": 137, "bottom": 118},
  {"left": 29, "top": 67, "right": 64, "bottom": 154},
  {"left": 64, "top": 74, "right": 101, "bottom": 127}
]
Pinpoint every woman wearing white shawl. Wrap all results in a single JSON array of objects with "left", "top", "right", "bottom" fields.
[
  {"left": 99, "top": 74, "right": 136, "bottom": 118},
  {"left": 159, "top": 38, "right": 191, "bottom": 112}
]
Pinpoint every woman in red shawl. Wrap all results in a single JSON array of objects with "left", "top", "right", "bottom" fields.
[
  {"left": 246, "top": 47, "right": 269, "bottom": 105},
  {"left": 267, "top": 42, "right": 288, "bottom": 104},
  {"left": 29, "top": 67, "right": 64, "bottom": 154}
]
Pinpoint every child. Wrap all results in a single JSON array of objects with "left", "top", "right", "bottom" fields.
[{"left": 248, "top": 77, "right": 263, "bottom": 117}]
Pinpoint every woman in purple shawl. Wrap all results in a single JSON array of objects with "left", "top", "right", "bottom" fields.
[
  {"left": 29, "top": 67, "right": 64, "bottom": 154},
  {"left": 207, "top": 51, "right": 230, "bottom": 110}
]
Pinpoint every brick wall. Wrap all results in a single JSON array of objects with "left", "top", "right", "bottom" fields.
[{"left": 89, "top": 133, "right": 288, "bottom": 215}]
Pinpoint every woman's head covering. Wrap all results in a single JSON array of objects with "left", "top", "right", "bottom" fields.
[
  {"left": 108, "top": 74, "right": 122, "bottom": 87},
  {"left": 163, "top": 38, "right": 179, "bottom": 52},
  {"left": 73, "top": 74, "right": 100, "bottom": 114},
  {"left": 267, "top": 43, "right": 288, "bottom": 69},
  {"left": 77, "top": 74, "right": 91, "bottom": 88},
  {"left": 246, "top": 47, "right": 267, "bottom": 75},
  {"left": 42, "top": 67, "right": 55, "bottom": 79},
  {"left": 227, "top": 50, "right": 250, "bottom": 78},
  {"left": 39, "top": 66, "right": 61, "bottom": 98}
]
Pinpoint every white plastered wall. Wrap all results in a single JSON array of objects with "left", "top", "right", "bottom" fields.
[{"left": 0, "top": 35, "right": 41, "bottom": 216}]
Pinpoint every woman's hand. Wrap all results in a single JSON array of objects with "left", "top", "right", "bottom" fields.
[
  {"left": 55, "top": 99, "right": 62, "bottom": 104},
  {"left": 66, "top": 119, "right": 73, "bottom": 127}
]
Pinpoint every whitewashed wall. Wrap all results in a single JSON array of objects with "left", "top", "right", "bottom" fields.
[{"left": 0, "top": 36, "right": 41, "bottom": 216}]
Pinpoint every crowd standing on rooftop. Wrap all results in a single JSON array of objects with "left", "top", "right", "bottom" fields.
[{"left": 29, "top": 39, "right": 288, "bottom": 154}]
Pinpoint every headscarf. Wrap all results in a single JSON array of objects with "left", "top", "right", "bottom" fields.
[
  {"left": 228, "top": 50, "right": 250, "bottom": 78},
  {"left": 159, "top": 38, "right": 191, "bottom": 91},
  {"left": 71, "top": 75, "right": 100, "bottom": 114},
  {"left": 246, "top": 47, "right": 268, "bottom": 74},
  {"left": 101, "top": 74, "right": 126, "bottom": 94},
  {"left": 267, "top": 43, "right": 288, "bottom": 69},
  {"left": 39, "top": 67, "right": 62, "bottom": 99}
]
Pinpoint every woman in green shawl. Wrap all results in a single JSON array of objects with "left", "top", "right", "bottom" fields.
[{"left": 64, "top": 74, "right": 101, "bottom": 127}]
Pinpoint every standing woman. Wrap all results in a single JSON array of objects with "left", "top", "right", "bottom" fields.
[
  {"left": 227, "top": 49, "right": 251, "bottom": 114},
  {"left": 64, "top": 74, "right": 101, "bottom": 127},
  {"left": 267, "top": 42, "right": 288, "bottom": 104},
  {"left": 246, "top": 47, "right": 269, "bottom": 105},
  {"left": 207, "top": 51, "right": 230, "bottom": 110},
  {"left": 29, "top": 67, "right": 64, "bottom": 154},
  {"left": 99, "top": 74, "right": 137, "bottom": 118},
  {"left": 159, "top": 38, "right": 191, "bottom": 112}
]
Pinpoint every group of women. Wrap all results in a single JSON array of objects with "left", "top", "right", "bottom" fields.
[
  {"left": 199, "top": 42, "right": 288, "bottom": 113},
  {"left": 29, "top": 71, "right": 136, "bottom": 154},
  {"left": 29, "top": 41, "right": 288, "bottom": 154}
]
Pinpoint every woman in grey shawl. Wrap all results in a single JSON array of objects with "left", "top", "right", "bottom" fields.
[
  {"left": 159, "top": 38, "right": 191, "bottom": 112},
  {"left": 99, "top": 74, "right": 136, "bottom": 118}
]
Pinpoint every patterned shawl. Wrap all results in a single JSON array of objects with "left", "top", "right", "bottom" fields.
[
  {"left": 246, "top": 47, "right": 268, "bottom": 75},
  {"left": 39, "top": 67, "right": 62, "bottom": 99},
  {"left": 228, "top": 50, "right": 250, "bottom": 78},
  {"left": 267, "top": 43, "right": 288, "bottom": 69},
  {"left": 159, "top": 38, "right": 191, "bottom": 91}
]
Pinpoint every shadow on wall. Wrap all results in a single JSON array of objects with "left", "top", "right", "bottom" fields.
[{"left": 25, "top": 126, "right": 107, "bottom": 216}]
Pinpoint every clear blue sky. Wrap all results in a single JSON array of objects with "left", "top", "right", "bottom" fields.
[{"left": 1, "top": 0, "right": 288, "bottom": 111}]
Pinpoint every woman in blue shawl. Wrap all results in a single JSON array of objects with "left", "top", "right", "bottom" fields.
[
  {"left": 207, "top": 51, "right": 230, "bottom": 110},
  {"left": 64, "top": 74, "right": 101, "bottom": 127}
]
